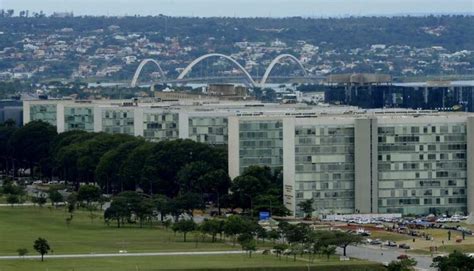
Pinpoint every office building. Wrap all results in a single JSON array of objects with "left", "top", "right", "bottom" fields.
[
  {"left": 0, "top": 99, "right": 23, "bottom": 126},
  {"left": 229, "top": 112, "right": 474, "bottom": 217},
  {"left": 24, "top": 99, "right": 474, "bottom": 217},
  {"left": 325, "top": 76, "right": 474, "bottom": 112}
]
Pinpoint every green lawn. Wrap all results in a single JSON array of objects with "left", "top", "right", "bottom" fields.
[
  {"left": 370, "top": 231, "right": 411, "bottom": 242},
  {"left": 0, "top": 207, "right": 385, "bottom": 271},
  {"left": 0, "top": 255, "right": 385, "bottom": 271},
  {"left": 0, "top": 207, "right": 231, "bottom": 255},
  {"left": 438, "top": 244, "right": 474, "bottom": 253}
]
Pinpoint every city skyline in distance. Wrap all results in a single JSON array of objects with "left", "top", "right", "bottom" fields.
[{"left": 1, "top": 0, "right": 473, "bottom": 17}]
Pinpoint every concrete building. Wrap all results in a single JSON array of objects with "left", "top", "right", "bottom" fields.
[
  {"left": 24, "top": 99, "right": 348, "bottom": 144},
  {"left": 228, "top": 111, "right": 474, "bottom": 217},
  {"left": 0, "top": 99, "right": 23, "bottom": 126},
  {"left": 23, "top": 99, "right": 474, "bottom": 217},
  {"left": 325, "top": 78, "right": 474, "bottom": 112}
]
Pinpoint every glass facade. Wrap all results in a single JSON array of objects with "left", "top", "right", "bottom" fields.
[
  {"left": 239, "top": 120, "right": 283, "bottom": 173},
  {"left": 102, "top": 109, "right": 134, "bottom": 135},
  {"left": 30, "top": 104, "right": 57, "bottom": 126},
  {"left": 377, "top": 123, "right": 467, "bottom": 215},
  {"left": 143, "top": 112, "right": 179, "bottom": 141},
  {"left": 294, "top": 125, "right": 355, "bottom": 216},
  {"left": 64, "top": 106, "right": 94, "bottom": 132},
  {"left": 189, "top": 116, "right": 228, "bottom": 145}
]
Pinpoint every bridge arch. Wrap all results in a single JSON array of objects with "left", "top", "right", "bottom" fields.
[
  {"left": 177, "top": 53, "right": 257, "bottom": 87},
  {"left": 131, "top": 59, "right": 166, "bottom": 87},
  {"left": 260, "top": 54, "right": 308, "bottom": 86}
]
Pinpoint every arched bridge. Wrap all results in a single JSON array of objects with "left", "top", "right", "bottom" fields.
[
  {"left": 131, "top": 53, "right": 311, "bottom": 88},
  {"left": 131, "top": 59, "right": 166, "bottom": 87}
]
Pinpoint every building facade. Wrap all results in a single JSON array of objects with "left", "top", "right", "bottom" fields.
[
  {"left": 228, "top": 113, "right": 474, "bottom": 217},
  {"left": 325, "top": 79, "right": 474, "bottom": 112},
  {"left": 24, "top": 99, "right": 474, "bottom": 217}
]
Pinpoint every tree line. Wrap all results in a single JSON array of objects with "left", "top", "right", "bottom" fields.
[{"left": 0, "top": 120, "right": 288, "bottom": 216}]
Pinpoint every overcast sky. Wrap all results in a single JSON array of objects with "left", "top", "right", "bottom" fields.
[{"left": 1, "top": 0, "right": 473, "bottom": 17}]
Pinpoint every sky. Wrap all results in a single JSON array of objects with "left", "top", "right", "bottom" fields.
[{"left": 1, "top": 0, "right": 473, "bottom": 17}]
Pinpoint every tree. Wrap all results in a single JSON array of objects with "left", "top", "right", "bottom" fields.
[
  {"left": 273, "top": 243, "right": 288, "bottom": 260},
  {"left": 200, "top": 219, "right": 223, "bottom": 242},
  {"left": 238, "top": 233, "right": 257, "bottom": 258},
  {"left": 333, "top": 231, "right": 363, "bottom": 257},
  {"left": 297, "top": 198, "right": 315, "bottom": 219},
  {"left": 268, "top": 229, "right": 281, "bottom": 244},
  {"left": 432, "top": 251, "right": 474, "bottom": 271},
  {"left": 223, "top": 215, "right": 245, "bottom": 246},
  {"left": 256, "top": 224, "right": 268, "bottom": 242},
  {"left": 48, "top": 189, "right": 63, "bottom": 207},
  {"left": 95, "top": 140, "right": 144, "bottom": 193},
  {"left": 66, "top": 192, "right": 77, "bottom": 216},
  {"left": 198, "top": 169, "right": 231, "bottom": 215},
  {"left": 17, "top": 248, "right": 28, "bottom": 258},
  {"left": 230, "top": 175, "right": 264, "bottom": 213},
  {"left": 77, "top": 185, "right": 101, "bottom": 206},
  {"left": 32, "top": 196, "right": 47, "bottom": 207},
  {"left": 283, "top": 223, "right": 310, "bottom": 244},
  {"left": 172, "top": 219, "right": 196, "bottom": 242},
  {"left": 288, "top": 243, "right": 304, "bottom": 262},
  {"left": 6, "top": 194, "right": 19, "bottom": 206},
  {"left": 388, "top": 258, "right": 417, "bottom": 271},
  {"left": 104, "top": 196, "right": 129, "bottom": 228},
  {"left": 177, "top": 161, "right": 212, "bottom": 194},
  {"left": 153, "top": 194, "right": 170, "bottom": 222},
  {"left": 169, "top": 192, "right": 204, "bottom": 219},
  {"left": 135, "top": 198, "right": 155, "bottom": 228},
  {"left": 9, "top": 121, "right": 57, "bottom": 178},
  {"left": 33, "top": 237, "right": 51, "bottom": 262},
  {"left": 321, "top": 245, "right": 337, "bottom": 261}
]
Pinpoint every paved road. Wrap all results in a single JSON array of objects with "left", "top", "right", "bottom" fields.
[
  {"left": 339, "top": 245, "right": 436, "bottom": 270},
  {"left": 0, "top": 203, "right": 36, "bottom": 207},
  {"left": 0, "top": 250, "right": 246, "bottom": 260}
]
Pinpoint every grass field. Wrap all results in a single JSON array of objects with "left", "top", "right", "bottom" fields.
[
  {"left": 0, "top": 255, "right": 385, "bottom": 271},
  {"left": 0, "top": 206, "right": 231, "bottom": 256},
  {"left": 369, "top": 231, "right": 411, "bottom": 242},
  {"left": 0, "top": 207, "right": 386, "bottom": 270}
]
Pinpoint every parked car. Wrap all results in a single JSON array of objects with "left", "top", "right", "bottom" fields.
[
  {"left": 369, "top": 239, "right": 382, "bottom": 245},
  {"left": 384, "top": 241, "right": 397, "bottom": 247},
  {"left": 399, "top": 243, "right": 411, "bottom": 249}
]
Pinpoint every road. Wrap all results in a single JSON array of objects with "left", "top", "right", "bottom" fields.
[
  {"left": 339, "top": 245, "right": 436, "bottom": 270},
  {"left": 0, "top": 250, "right": 246, "bottom": 260}
]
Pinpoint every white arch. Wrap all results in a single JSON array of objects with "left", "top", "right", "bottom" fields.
[
  {"left": 131, "top": 59, "right": 166, "bottom": 87},
  {"left": 177, "top": 53, "right": 257, "bottom": 87},
  {"left": 260, "top": 54, "right": 308, "bottom": 86}
]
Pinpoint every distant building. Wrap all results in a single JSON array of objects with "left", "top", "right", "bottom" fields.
[
  {"left": 23, "top": 99, "right": 474, "bottom": 217},
  {"left": 207, "top": 84, "right": 249, "bottom": 100},
  {"left": 325, "top": 74, "right": 474, "bottom": 112},
  {"left": 229, "top": 111, "right": 474, "bottom": 217},
  {"left": 0, "top": 99, "right": 23, "bottom": 126},
  {"left": 51, "top": 12, "right": 74, "bottom": 18}
]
